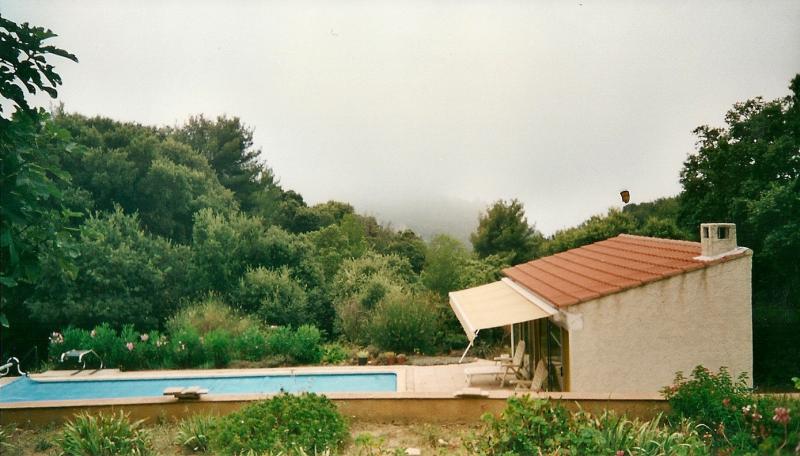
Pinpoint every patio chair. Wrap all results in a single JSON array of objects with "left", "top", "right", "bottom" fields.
[
  {"left": 464, "top": 340, "right": 526, "bottom": 387},
  {"left": 514, "top": 359, "right": 548, "bottom": 392}
]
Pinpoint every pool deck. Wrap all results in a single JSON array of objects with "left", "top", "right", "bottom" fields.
[
  {"left": 0, "top": 360, "right": 672, "bottom": 426},
  {"left": 14, "top": 358, "right": 510, "bottom": 392}
]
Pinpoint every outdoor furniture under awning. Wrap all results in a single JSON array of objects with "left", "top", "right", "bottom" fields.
[{"left": 449, "top": 278, "right": 557, "bottom": 362}]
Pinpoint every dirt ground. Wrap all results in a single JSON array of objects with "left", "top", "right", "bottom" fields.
[{"left": 1, "top": 420, "right": 480, "bottom": 455}]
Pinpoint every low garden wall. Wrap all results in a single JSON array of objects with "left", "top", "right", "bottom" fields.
[{"left": 0, "top": 391, "right": 671, "bottom": 427}]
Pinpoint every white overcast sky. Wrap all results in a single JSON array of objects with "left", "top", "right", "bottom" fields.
[{"left": 4, "top": 0, "right": 799, "bottom": 235}]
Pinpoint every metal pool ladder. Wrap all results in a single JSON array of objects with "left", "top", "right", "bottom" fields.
[{"left": 0, "top": 357, "right": 27, "bottom": 377}]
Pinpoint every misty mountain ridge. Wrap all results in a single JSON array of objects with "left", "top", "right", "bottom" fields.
[{"left": 354, "top": 196, "right": 487, "bottom": 245}]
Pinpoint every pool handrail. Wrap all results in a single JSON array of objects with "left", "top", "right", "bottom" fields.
[{"left": 0, "top": 357, "right": 26, "bottom": 377}]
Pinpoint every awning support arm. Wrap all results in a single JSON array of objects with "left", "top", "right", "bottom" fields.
[{"left": 458, "top": 330, "right": 479, "bottom": 364}]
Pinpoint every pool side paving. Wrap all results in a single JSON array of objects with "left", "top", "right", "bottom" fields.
[{"left": 0, "top": 361, "right": 671, "bottom": 426}]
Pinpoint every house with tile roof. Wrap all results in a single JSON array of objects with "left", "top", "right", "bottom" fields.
[{"left": 449, "top": 223, "right": 753, "bottom": 393}]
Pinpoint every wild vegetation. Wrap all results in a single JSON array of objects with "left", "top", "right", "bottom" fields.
[
  {"left": 58, "top": 412, "right": 153, "bottom": 456},
  {"left": 1, "top": 368, "right": 797, "bottom": 455},
  {"left": 1, "top": 16, "right": 797, "bottom": 387},
  {"left": 466, "top": 366, "right": 800, "bottom": 455},
  {"left": 663, "top": 366, "right": 800, "bottom": 454},
  {"left": 211, "top": 393, "right": 349, "bottom": 455}
]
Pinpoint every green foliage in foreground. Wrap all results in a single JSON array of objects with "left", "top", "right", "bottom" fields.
[
  {"left": 1, "top": 15, "right": 78, "bottom": 328},
  {"left": 664, "top": 366, "right": 800, "bottom": 454},
  {"left": 468, "top": 396, "right": 707, "bottom": 455},
  {"left": 212, "top": 393, "right": 349, "bottom": 455},
  {"left": 0, "top": 425, "right": 15, "bottom": 454},
  {"left": 59, "top": 411, "right": 153, "bottom": 456},
  {"left": 175, "top": 414, "right": 216, "bottom": 453}
]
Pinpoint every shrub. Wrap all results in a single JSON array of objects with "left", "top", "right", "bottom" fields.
[
  {"left": 290, "top": 325, "right": 323, "bottom": 364},
  {"left": 169, "top": 326, "right": 205, "bottom": 368},
  {"left": 265, "top": 325, "right": 324, "bottom": 365},
  {"left": 469, "top": 397, "right": 708, "bottom": 455},
  {"left": 235, "top": 267, "right": 310, "bottom": 327},
  {"left": 59, "top": 411, "right": 153, "bottom": 455},
  {"left": 266, "top": 326, "right": 295, "bottom": 357},
  {"left": 118, "top": 324, "right": 145, "bottom": 370},
  {"left": 321, "top": 343, "right": 349, "bottom": 365},
  {"left": 167, "top": 297, "right": 261, "bottom": 336},
  {"left": 49, "top": 325, "right": 174, "bottom": 371},
  {"left": 334, "top": 296, "right": 372, "bottom": 345},
  {"left": 175, "top": 414, "right": 216, "bottom": 453},
  {"left": 368, "top": 291, "right": 438, "bottom": 353},
  {"left": 46, "top": 319, "right": 325, "bottom": 370},
  {"left": 664, "top": 365, "right": 800, "bottom": 453},
  {"left": 234, "top": 326, "right": 269, "bottom": 361},
  {"left": 211, "top": 393, "right": 348, "bottom": 455},
  {"left": 89, "top": 323, "right": 127, "bottom": 368},
  {"left": 353, "top": 432, "right": 392, "bottom": 455},
  {"left": 204, "top": 329, "right": 234, "bottom": 368},
  {"left": 470, "top": 396, "right": 572, "bottom": 455},
  {"left": 47, "top": 327, "right": 91, "bottom": 363},
  {"left": 573, "top": 410, "right": 708, "bottom": 456},
  {"left": 663, "top": 366, "right": 751, "bottom": 433},
  {"left": 136, "top": 330, "right": 167, "bottom": 369},
  {"left": 626, "top": 414, "right": 707, "bottom": 456}
]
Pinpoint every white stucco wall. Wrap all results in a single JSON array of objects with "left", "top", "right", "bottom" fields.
[{"left": 567, "top": 253, "right": 753, "bottom": 393}]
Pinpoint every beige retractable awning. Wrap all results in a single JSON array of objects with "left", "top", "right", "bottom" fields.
[{"left": 449, "top": 279, "right": 555, "bottom": 341}]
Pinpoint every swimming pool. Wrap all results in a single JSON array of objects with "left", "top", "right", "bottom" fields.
[{"left": 0, "top": 373, "right": 397, "bottom": 403}]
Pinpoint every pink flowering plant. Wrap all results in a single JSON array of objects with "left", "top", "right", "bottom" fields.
[
  {"left": 47, "top": 323, "right": 168, "bottom": 370},
  {"left": 49, "top": 331, "right": 64, "bottom": 345},
  {"left": 45, "top": 310, "right": 326, "bottom": 371},
  {"left": 47, "top": 327, "right": 90, "bottom": 360},
  {"left": 663, "top": 365, "right": 799, "bottom": 453}
]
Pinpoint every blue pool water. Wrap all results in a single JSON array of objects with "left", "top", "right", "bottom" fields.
[{"left": 0, "top": 373, "right": 397, "bottom": 403}]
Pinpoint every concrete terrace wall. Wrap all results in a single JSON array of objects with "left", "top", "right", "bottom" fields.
[
  {"left": 0, "top": 391, "right": 670, "bottom": 427},
  {"left": 568, "top": 253, "right": 753, "bottom": 393}
]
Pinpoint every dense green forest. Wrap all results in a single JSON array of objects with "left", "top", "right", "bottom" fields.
[{"left": 1, "top": 17, "right": 797, "bottom": 386}]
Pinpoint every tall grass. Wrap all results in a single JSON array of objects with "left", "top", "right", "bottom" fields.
[
  {"left": 166, "top": 296, "right": 263, "bottom": 336},
  {"left": 59, "top": 412, "right": 153, "bottom": 455},
  {"left": 175, "top": 414, "right": 216, "bottom": 453}
]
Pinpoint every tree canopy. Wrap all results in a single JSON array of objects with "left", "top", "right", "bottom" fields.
[
  {"left": 172, "top": 115, "right": 267, "bottom": 211},
  {"left": 470, "top": 199, "right": 543, "bottom": 265},
  {"left": 0, "top": 16, "right": 78, "bottom": 328},
  {"left": 677, "top": 75, "right": 799, "bottom": 385},
  {"left": 0, "top": 16, "right": 77, "bottom": 123},
  {"left": 679, "top": 74, "right": 799, "bottom": 307}
]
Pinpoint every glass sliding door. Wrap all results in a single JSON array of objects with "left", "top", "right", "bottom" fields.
[{"left": 532, "top": 319, "right": 569, "bottom": 391}]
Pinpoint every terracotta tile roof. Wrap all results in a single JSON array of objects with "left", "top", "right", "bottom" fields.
[{"left": 502, "top": 234, "right": 748, "bottom": 308}]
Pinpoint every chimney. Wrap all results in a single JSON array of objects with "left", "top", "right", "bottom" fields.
[{"left": 700, "top": 223, "right": 737, "bottom": 258}]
